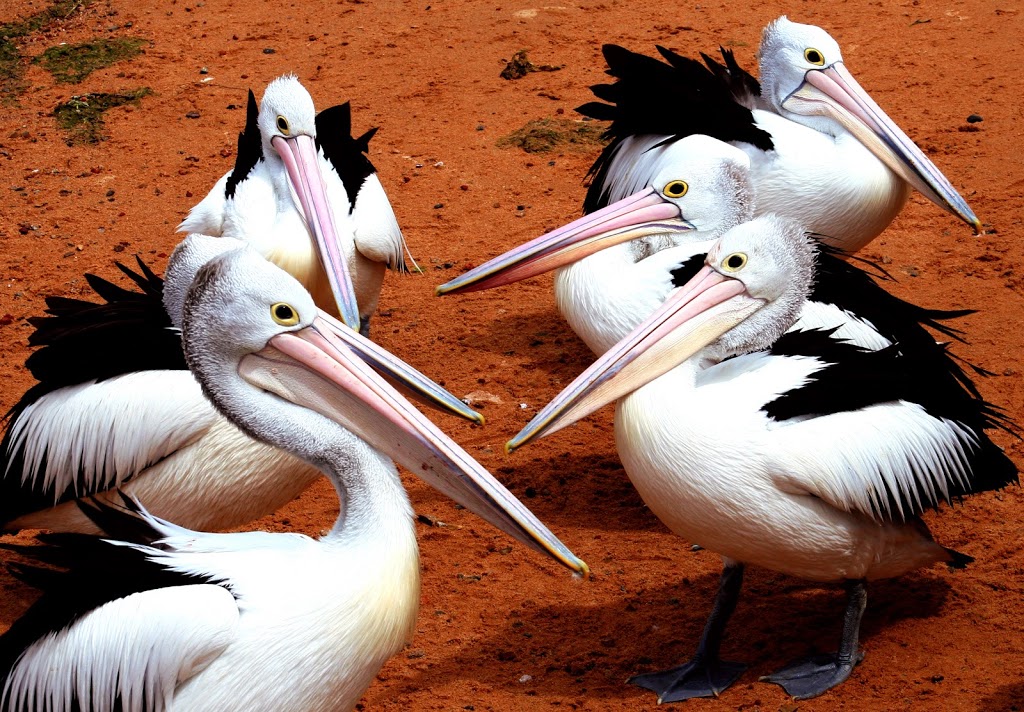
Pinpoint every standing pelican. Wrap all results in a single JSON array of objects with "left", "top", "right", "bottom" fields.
[
  {"left": 0, "top": 236, "right": 478, "bottom": 533},
  {"left": 578, "top": 16, "right": 980, "bottom": 252},
  {"left": 0, "top": 247, "right": 587, "bottom": 712},
  {"left": 179, "top": 75, "right": 410, "bottom": 334},
  {"left": 508, "top": 215, "right": 1016, "bottom": 700}
]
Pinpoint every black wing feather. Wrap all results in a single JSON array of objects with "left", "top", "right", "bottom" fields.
[
  {"left": 763, "top": 328, "right": 1018, "bottom": 519},
  {"left": 224, "top": 89, "right": 263, "bottom": 199},
  {"left": 0, "top": 262, "right": 185, "bottom": 527},
  {"left": 0, "top": 498, "right": 229, "bottom": 692},
  {"left": 315, "top": 102, "right": 378, "bottom": 215},
  {"left": 579, "top": 43, "right": 773, "bottom": 213}
]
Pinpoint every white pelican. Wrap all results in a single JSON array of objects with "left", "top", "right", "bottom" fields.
[
  {"left": 577, "top": 16, "right": 980, "bottom": 252},
  {"left": 437, "top": 135, "right": 972, "bottom": 359},
  {"left": 178, "top": 75, "right": 411, "bottom": 334},
  {"left": 0, "top": 235, "right": 479, "bottom": 534},
  {"left": 508, "top": 215, "right": 1016, "bottom": 701},
  {"left": 0, "top": 246, "right": 587, "bottom": 712}
]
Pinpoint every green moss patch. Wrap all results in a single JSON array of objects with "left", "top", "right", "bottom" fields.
[
  {"left": 35, "top": 37, "right": 148, "bottom": 83},
  {"left": 54, "top": 88, "right": 151, "bottom": 144},
  {"left": 0, "top": 0, "right": 93, "bottom": 102},
  {"left": 497, "top": 118, "right": 607, "bottom": 154}
]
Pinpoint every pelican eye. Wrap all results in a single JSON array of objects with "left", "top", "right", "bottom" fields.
[
  {"left": 722, "top": 252, "right": 747, "bottom": 272},
  {"left": 662, "top": 180, "right": 689, "bottom": 199},
  {"left": 276, "top": 115, "right": 291, "bottom": 135},
  {"left": 804, "top": 48, "right": 825, "bottom": 66},
  {"left": 271, "top": 302, "right": 300, "bottom": 326}
]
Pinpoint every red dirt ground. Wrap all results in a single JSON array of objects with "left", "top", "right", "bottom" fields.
[{"left": 1, "top": 0, "right": 1023, "bottom": 710}]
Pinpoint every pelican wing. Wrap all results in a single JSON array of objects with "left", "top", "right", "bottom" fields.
[
  {"left": 0, "top": 264, "right": 206, "bottom": 526},
  {"left": 0, "top": 498, "right": 239, "bottom": 712},
  {"left": 1, "top": 372, "right": 217, "bottom": 525},
  {"left": 316, "top": 105, "right": 410, "bottom": 271},
  {"left": 577, "top": 43, "right": 773, "bottom": 213},
  {"left": 2, "top": 584, "right": 237, "bottom": 712},
  {"left": 763, "top": 332, "right": 1018, "bottom": 523}
]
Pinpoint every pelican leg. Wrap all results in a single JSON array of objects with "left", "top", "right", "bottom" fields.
[
  {"left": 359, "top": 316, "right": 372, "bottom": 338},
  {"left": 760, "top": 579, "right": 867, "bottom": 700},
  {"left": 629, "top": 563, "right": 747, "bottom": 702}
]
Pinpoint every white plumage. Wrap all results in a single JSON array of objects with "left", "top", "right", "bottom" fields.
[
  {"left": 511, "top": 215, "right": 1015, "bottom": 701},
  {"left": 0, "top": 246, "right": 586, "bottom": 712}
]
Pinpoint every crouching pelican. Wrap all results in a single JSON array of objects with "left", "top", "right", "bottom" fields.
[
  {"left": 0, "top": 235, "right": 479, "bottom": 533},
  {"left": 179, "top": 75, "right": 411, "bottom": 334},
  {"left": 507, "top": 215, "right": 1016, "bottom": 700},
  {"left": 578, "top": 16, "right": 980, "bottom": 252},
  {"left": 0, "top": 246, "right": 587, "bottom": 712},
  {"left": 438, "top": 135, "right": 972, "bottom": 364}
]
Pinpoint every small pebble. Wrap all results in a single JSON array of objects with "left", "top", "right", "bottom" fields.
[
  {"left": 185, "top": 111, "right": 200, "bottom": 119},
  {"left": 262, "top": 48, "right": 276, "bottom": 54},
  {"left": 433, "top": 203, "right": 444, "bottom": 209},
  {"left": 199, "top": 66, "right": 209, "bottom": 74},
  {"left": 518, "top": 675, "right": 532, "bottom": 684},
  {"left": 966, "top": 114, "right": 983, "bottom": 123}
]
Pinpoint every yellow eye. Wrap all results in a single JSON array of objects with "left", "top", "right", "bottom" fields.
[
  {"left": 271, "top": 302, "right": 300, "bottom": 326},
  {"left": 804, "top": 48, "right": 825, "bottom": 66},
  {"left": 276, "top": 115, "right": 291, "bottom": 135},
  {"left": 663, "top": 180, "right": 688, "bottom": 199},
  {"left": 722, "top": 252, "right": 747, "bottom": 272}
]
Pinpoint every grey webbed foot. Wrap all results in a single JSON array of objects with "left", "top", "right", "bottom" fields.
[
  {"left": 631, "top": 564, "right": 746, "bottom": 703},
  {"left": 760, "top": 649, "right": 863, "bottom": 699},
  {"left": 631, "top": 659, "right": 746, "bottom": 702},
  {"left": 359, "top": 316, "right": 371, "bottom": 338},
  {"left": 762, "top": 579, "right": 868, "bottom": 700}
]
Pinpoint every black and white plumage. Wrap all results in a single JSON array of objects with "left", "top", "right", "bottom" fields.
[
  {"left": 437, "top": 134, "right": 974, "bottom": 366},
  {"left": 0, "top": 236, "right": 477, "bottom": 534},
  {"left": 577, "top": 15, "right": 980, "bottom": 252},
  {"left": 509, "top": 215, "right": 1017, "bottom": 700},
  {"left": 0, "top": 247, "right": 587, "bottom": 712},
  {"left": 179, "top": 74, "right": 412, "bottom": 333}
]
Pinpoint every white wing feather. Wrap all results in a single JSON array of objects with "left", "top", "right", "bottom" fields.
[
  {"left": 3, "top": 584, "right": 238, "bottom": 712},
  {"left": 177, "top": 172, "right": 230, "bottom": 236},
  {"left": 769, "top": 401, "right": 979, "bottom": 522},
  {"left": 5, "top": 371, "right": 217, "bottom": 499}
]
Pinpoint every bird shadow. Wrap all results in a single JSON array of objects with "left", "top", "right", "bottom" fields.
[
  {"left": 977, "top": 681, "right": 1024, "bottom": 712},
  {"left": 370, "top": 565, "right": 954, "bottom": 707}
]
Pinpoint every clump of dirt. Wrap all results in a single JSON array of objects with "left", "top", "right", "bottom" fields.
[
  {"left": 499, "top": 49, "right": 562, "bottom": 80},
  {"left": 53, "top": 88, "right": 151, "bottom": 144},
  {"left": 34, "top": 37, "right": 148, "bottom": 83},
  {"left": 497, "top": 117, "right": 606, "bottom": 153},
  {"left": 0, "top": 0, "right": 93, "bottom": 102}
]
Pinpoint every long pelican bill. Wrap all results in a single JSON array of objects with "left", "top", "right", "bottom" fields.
[
  {"left": 507, "top": 266, "right": 763, "bottom": 452},
  {"left": 239, "top": 317, "right": 587, "bottom": 576},
  {"left": 784, "top": 63, "right": 981, "bottom": 233},
  {"left": 273, "top": 134, "right": 363, "bottom": 330},
  {"left": 317, "top": 310, "right": 484, "bottom": 424},
  {"left": 436, "top": 188, "right": 695, "bottom": 295}
]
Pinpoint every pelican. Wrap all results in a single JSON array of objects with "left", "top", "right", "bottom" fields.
[
  {"left": 438, "top": 135, "right": 972, "bottom": 360},
  {"left": 577, "top": 16, "right": 980, "bottom": 252},
  {"left": 0, "top": 235, "right": 479, "bottom": 533},
  {"left": 0, "top": 246, "right": 587, "bottom": 712},
  {"left": 179, "top": 75, "right": 411, "bottom": 334},
  {"left": 508, "top": 215, "right": 1016, "bottom": 700}
]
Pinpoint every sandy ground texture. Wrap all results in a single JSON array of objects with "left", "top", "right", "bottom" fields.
[{"left": 1, "top": 0, "right": 1023, "bottom": 710}]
